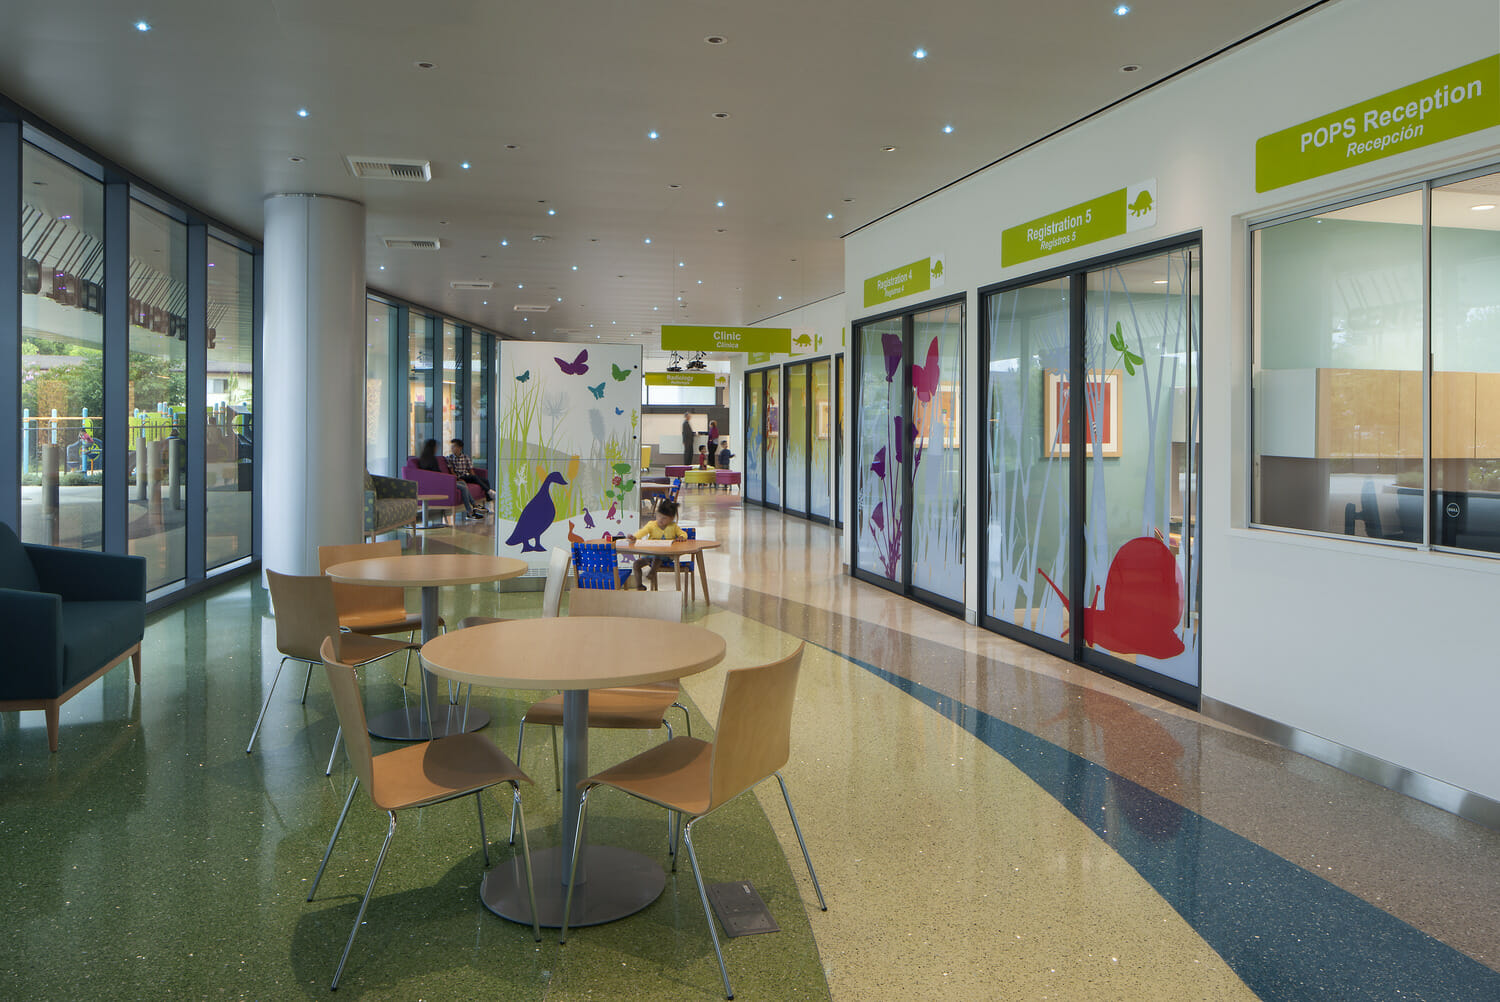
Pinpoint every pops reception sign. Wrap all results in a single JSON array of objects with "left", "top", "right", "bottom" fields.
[{"left": 1255, "top": 55, "right": 1500, "bottom": 192}]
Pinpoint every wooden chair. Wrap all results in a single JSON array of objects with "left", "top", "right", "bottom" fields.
[
  {"left": 508, "top": 587, "right": 687, "bottom": 843},
  {"left": 457, "top": 545, "right": 570, "bottom": 630},
  {"left": 318, "top": 540, "right": 441, "bottom": 687},
  {"left": 559, "top": 643, "right": 824, "bottom": 1000},
  {"left": 309, "top": 638, "right": 539, "bottom": 990},
  {"left": 250, "top": 572, "right": 417, "bottom": 771}
]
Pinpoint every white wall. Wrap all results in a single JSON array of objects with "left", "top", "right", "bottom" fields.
[{"left": 843, "top": 0, "right": 1500, "bottom": 800}]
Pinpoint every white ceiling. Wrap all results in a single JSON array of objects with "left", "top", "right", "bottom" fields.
[{"left": 0, "top": 0, "right": 1322, "bottom": 352}]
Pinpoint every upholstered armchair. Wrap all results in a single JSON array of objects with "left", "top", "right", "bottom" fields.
[
  {"left": 363, "top": 471, "right": 419, "bottom": 538},
  {"left": 0, "top": 522, "right": 147, "bottom": 751}
]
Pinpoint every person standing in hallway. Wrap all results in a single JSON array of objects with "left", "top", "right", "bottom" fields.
[
  {"left": 707, "top": 419, "right": 719, "bottom": 466},
  {"left": 681, "top": 412, "right": 695, "bottom": 464}
]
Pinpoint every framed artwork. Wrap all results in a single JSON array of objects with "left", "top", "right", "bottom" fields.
[{"left": 1044, "top": 369, "right": 1122, "bottom": 458}]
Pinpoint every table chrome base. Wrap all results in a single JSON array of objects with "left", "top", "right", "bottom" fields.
[
  {"left": 365, "top": 705, "right": 490, "bottom": 742},
  {"left": 482, "top": 846, "right": 666, "bottom": 927}
]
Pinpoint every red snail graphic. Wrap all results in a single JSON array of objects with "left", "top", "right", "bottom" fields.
[{"left": 1037, "top": 535, "right": 1185, "bottom": 659}]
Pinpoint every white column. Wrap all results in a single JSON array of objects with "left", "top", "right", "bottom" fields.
[{"left": 262, "top": 194, "right": 366, "bottom": 577}]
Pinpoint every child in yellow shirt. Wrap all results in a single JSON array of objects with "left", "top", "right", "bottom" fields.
[{"left": 628, "top": 499, "right": 689, "bottom": 590}]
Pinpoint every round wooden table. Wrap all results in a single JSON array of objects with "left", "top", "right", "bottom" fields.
[
  {"left": 612, "top": 537, "right": 722, "bottom": 604},
  {"left": 421, "top": 616, "right": 727, "bottom": 928},
  {"left": 325, "top": 554, "right": 526, "bottom": 740}
]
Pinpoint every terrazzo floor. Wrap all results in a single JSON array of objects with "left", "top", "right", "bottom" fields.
[{"left": 2, "top": 490, "right": 1498, "bottom": 1000}]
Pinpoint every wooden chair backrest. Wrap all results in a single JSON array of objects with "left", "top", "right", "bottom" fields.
[
  {"left": 266, "top": 570, "right": 343, "bottom": 663},
  {"left": 568, "top": 587, "right": 682, "bottom": 622},
  {"left": 542, "top": 546, "right": 571, "bottom": 618},
  {"left": 320, "top": 637, "right": 377, "bottom": 796},
  {"left": 708, "top": 643, "right": 804, "bottom": 812},
  {"left": 318, "top": 540, "right": 406, "bottom": 624}
]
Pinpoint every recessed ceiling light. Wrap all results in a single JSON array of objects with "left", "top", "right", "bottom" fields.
[
  {"left": 1153, "top": 279, "right": 1168, "bottom": 285},
  {"left": 460, "top": 161, "right": 471, "bottom": 169},
  {"left": 653, "top": 306, "right": 659, "bottom": 311},
  {"left": 715, "top": 228, "right": 726, "bottom": 233},
  {"left": 912, "top": 48, "right": 927, "bottom": 59},
  {"left": 668, "top": 184, "right": 681, "bottom": 190},
  {"left": 705, "top": 35, "right": 727, "bottom": 44},
  {"left": 677, "top": 296, "right": 683, "bottom": 301},
  {"left": 414, "top": 60, "right": 436, "bottom": 69},
  {"left": 556, "top": 297, "right": 563, "bottom": 302},
  {"left": 517, "top": 284, "right": 524, "bottom": 289},
  {"left": 1121, "top": 64, "right": 1140, "bottom": 72},
  {"left": 207, "top": 262, "right": 214, "bottom": 267},
  {"left": 523, "top": 317, "right": 528, "bottom": 321},
  {"left": 547, "top": 208, "right": 556, "bottom": 215},
  {"left": 942, "top": 124, "right": 954, "bottom": 134},
  {"left": 1472, "top": 203, "right": 1497, "bottom": 211},
  {"left": 826, "top": 212, "right": 835, "bottom": 219},
  {"left": 678, "top": 261, "right": 685, "bottom": 267},
  {"left": 500, "top": 239, "right": 508, "bottom": 246},
  {"left": 648, "top": 130, "right": 659, "bottom": 140},
  {"left": 881, "top": 146, "right": 898, "bottom": 152},
  {"left": 296, "top": 108, "right": 309, "bottom": 118},
  {"left": 716, "top": 200, "right": 725, "bottom": 208},
  {"left": 505, "top": 144, "right": 519, "bottom": 150},
  {"left": 482, "top": 300, "right": 488, "bottom": 305},
  {"left": 697, "top": 279, "right": 703, "bottom": 284},
  {"left": 1114, "top": 4, "right": 1131, "bottom": 15},
  {"left": 571, "top": 264, "right": 578, "bottom": 271},
  {"left": 288, "top": 155, "right": 304, "bottom": 163},
  {"left": 134, "top": 20, "right": 151, "bottom": 32},
  {"left": 379, "top": 265, "right": 385, "bottom": 270},
  {"left": 644, "top": 238, "right": 652, "bottom": 244},
  {"left": 712, "top": 112, "right": 731, "bottom": 119}
]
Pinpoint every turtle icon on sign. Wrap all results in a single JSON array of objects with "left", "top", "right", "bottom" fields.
[{"left": 1128, "top": 190, "right": 1154, "bottom": 217}]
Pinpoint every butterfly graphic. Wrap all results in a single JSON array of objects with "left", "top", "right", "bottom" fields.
[
  {"left": 515, "top": 369, "right": 530, "bottom": 383},
  {"left": 588, "top": 382, "right": 606, "bottom": 399},
  {"left": 611, "top": 362, "right": 631, "bottom": 382},
  {"left": 911, "top": 337, "right": 940, "bottom": 402},
  {"left": 554, "top": 350, "right": 589, "bottom": 375},
  {"left": 615, "top": 407, "right": 624, "bottom": 415}
]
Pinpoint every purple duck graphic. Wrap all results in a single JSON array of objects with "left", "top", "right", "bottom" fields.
[
  {"left": 504, "top": 472, "right": 568, "bottom": 552},
  {"left": 582, "top": 507, "right": 595, "bottom": 529}
]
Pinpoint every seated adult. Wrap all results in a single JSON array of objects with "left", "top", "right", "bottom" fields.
[
  {"left": 447, "top": 438, "right": 495, "bottom": 503},
  {"left": 417, "top": 438, "right": 483, "bottom": 518}
]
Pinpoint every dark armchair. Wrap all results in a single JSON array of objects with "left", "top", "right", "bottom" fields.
[
  {"left": 364, "top": 471, "right": 420, "bottom": 538},
  {"left": 0, "top": 522, "right": 147, "bottom": 751}
]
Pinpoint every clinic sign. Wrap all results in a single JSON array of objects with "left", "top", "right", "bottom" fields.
[
  {"left": 660, "top": 324, "right": 790, "bottom": 353},
  {"left": 1256, "top": 55, "right": 1500, "bottom": 192},
  {"left": 1001, "top": 180, "right": 1157, "bottom": 267},
  {"left": 863, "top": 255, "right": 945, "bottom": 308}
]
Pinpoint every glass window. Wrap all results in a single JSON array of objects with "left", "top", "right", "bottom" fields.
[
  {"left": 854, "top": 319, "right": 904, "bottom": 583},
  {"left": 408, "top": 311, "right": 433, "bottom": 457},
  {"left": 469, "top": 332, "right": 487, "bottom": 467},
  {"left": 20, "top": 144, "right": 105, "bottom": 550},
  {"left": 1253, "top": 191, "right": 1423, "bottom": 538},
  {"left": 365, "top": 299, "right": 394, "bottom": 475},
  {"left": 764, "top": 370, "right": 782, "bottom": 507},
  {"left": 441, "top": 320, "right": 459, "bottom": 445},
  {"left": 984, "top": 277, "right": 1071, "bottom": 641},
  {"left": 1432, "top": 172, "right": 1500, "bottom": 553},
  {"left": 810, "top": 359, "right": 832, "bottom": 519},
  {"left": 746, "top": 371, "right": 764, "bottom": 500},
  {"left": 205, "top": 237, "right": 253, "bottom": 568},
  {"left": 785, "top": 364, "right": 809, "bottom": 514},
  {"left": 909, "top": 303, "right": 964, "bottom": 600},
  {"left": 127, "top": 198, "right": 189, "bottom": 590}
]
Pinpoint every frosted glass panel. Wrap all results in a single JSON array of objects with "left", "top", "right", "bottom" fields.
[{"left": 909, "top": 304, "right": 964, "bottom": 601}]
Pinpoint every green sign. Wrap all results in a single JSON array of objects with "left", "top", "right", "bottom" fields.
[
  {"left": 1001, "top": 180, "right": 1156, "bottom": 267},
  {"left": 645, "top": 372, "right": 715, "bottom": 387},
  {"left": 747, "top": 351, "right": 772, "bottom": 365},
  {"left": 1256, "top": 55, "right": 1500, "bottom": 193},
  {"left": 863, "top": 256, "right": 944, "bottom": 308},
  {"left": 660, "top": 324, "right": 790, "bottom": 353}
]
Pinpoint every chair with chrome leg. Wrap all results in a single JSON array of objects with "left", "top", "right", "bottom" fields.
[
  {"left": 456, "top": 545, "right": 570, "bottom": 630},
  {"left": 309, "top": 638, "right": 540, "bottom": 991},
  {"left": 250, "top": 571, "right": 417, "bottom": 774},
  {"left": 559, "top": 642, "right": 824, "bottom": 1000},
  {"left": 318, "top": 540, "right": 443, "bottom": 688}
]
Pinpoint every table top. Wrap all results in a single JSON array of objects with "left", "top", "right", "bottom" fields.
[
  {"left": 326, "top": 553, "right": 527, "bottom": 588},
  {"left": 421, "top": 616, "right": 727, "bottom": 689},
  {"left": 418, "top": 493, "right": 449, "bottom": 501},
  {"left": 639, "top": 482, "right": 673, "bottom": 495},
  {"left": 612, "top": 537, "right": 720, "bottom": 557}
]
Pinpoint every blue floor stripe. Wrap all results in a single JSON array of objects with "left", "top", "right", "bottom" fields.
[{"left": 812, "top": 641, "right": 1500, "bottom": 1000}]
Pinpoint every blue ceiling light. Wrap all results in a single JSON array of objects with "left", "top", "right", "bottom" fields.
[
  {"left": 134, "top": 20, "right": 151, "bottom": 32},
  {"left": 547, "top": 208, "right": 556, "bottom": 215},
  {"left": 648, "top": 130, "right": 659, "bottom": 140},
  {"left": 826, "top": 212, "right": 834, "bottom": 219},
  {"left": 942, "top": 124, "right": 954, "bottom": 134},
  {"left": 1114, "top": 4, "right": 1130, "bottom": 14},
  {"left": 644, "top": 237, "right": 652, "bottom": 244},
  {"left": 460, "top": 161, "right": 471, "bottom": 170},
  {"left": 571, "top": 264, "right": 578, "bottom": 271},
  {"left": 912, "top": 48, "right": 926, "bottom": 59},
  {"left": 296, "top": 108, "right": 309, "bottom": 118},
  {"left": 500, "top": 239, "right": 508, "bottom": 246}
]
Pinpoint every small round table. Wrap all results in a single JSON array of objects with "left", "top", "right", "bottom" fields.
[
  {"left": 416, "top": 493, "right": 453, "bottom": 529},
  {"left": 612, "top": 537, "right": 722, "bottom": 604},
  {"left": 325, "top": 554, "right": 526, "bottom": 740},
  {"left": 421, "top": 616, "right": 726, "bottom": 927}
]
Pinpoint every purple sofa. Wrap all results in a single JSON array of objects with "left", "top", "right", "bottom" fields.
[{"left": 401, "top": 456, "right": 489, "bottom": 508}]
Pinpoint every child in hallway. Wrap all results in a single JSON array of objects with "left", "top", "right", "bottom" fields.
[{"left": 625, "top": 498, "right": 689, "bottom": 590}]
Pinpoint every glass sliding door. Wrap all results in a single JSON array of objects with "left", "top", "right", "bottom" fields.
[
  {"left": 764, "top": 367, "right": 782, "bottom": 508},
  {"left": 810, "top": 358, "right": 832, "bottom": 521},
  {"left": 408, "top": 311, "right": 433, "bottom": 456},
  {"left": 19, "top": 144, "right": 105, "bottom": 551},
  {"left": 469, "top": 332, "right": 488, "bottom": 467},
  {"left": 205, "top": 237, "right": 253, "bottom": 569},
  {"left": 836, "top": 353, "right": 845, "bottom": 527},
  {"left": 127, "top": 198, "right": 189, "bottom": 591},
  {"left": 745, "top": 370, "right": 764, "bottom": 502},
  {"left": 366, "top": 299, "right": 394, "bottom": 474},
  {"left": 1082, "top": 247, "right": 1201, "bottom": 691},
  {"left": 855, "top": 318, "right": 905, "bottom": 587},
  {"left": 983, "top": 277, "right": 1072, "bottom": 646},
  {"left": 909, "top": 303, "right": 965, "bottom": 602},
  {"left": 784, "top": 362, "right": 809, "bottom": 515}
]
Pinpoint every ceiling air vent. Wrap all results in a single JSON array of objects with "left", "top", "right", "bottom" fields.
[
  {"left": 382, "top": 237, "right": 441, "bottom": 250},
  {"left": 346, "top": 156, "right": 433, "bottom": 182},
  {"left": 449, "top": 281, "right": 493, "bottom": 290},
  {"left": 514, "top": 304, "right": 551, "bottom": 312}
]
